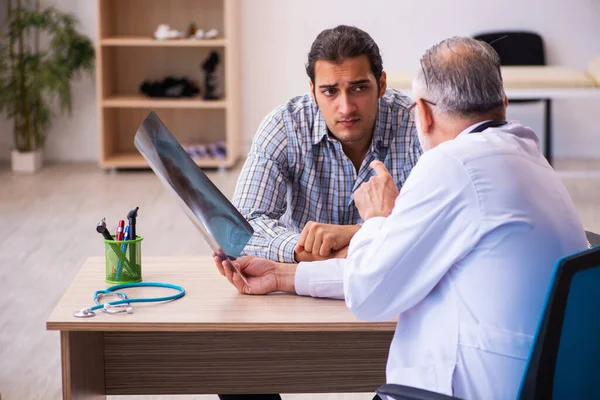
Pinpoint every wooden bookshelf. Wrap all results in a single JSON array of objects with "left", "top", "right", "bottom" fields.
[
  {"left": 102, "top": 153, "right": 226, "bottom": 169},
  {"left": 96, "top": 0, "right": 240, "bottom": 169},
  {"left": 101, "top": 37, "right": 228, "bottom": 47},
  {"left": 102, "top": 95, "right": 228, "bottom": 109}
]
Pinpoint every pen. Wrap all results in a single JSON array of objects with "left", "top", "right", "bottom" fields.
[
  {"left": 114, "top": 220, "right": 125, "bottom": 274},
  {"left": 116, "top": 220, "right": 125, "bottom": 241},
  {"left": 115, "top": 225, "right": 131, "bottom": 281},
  {"left": 96, "top": 218, "right": 115, "bottom": 240},
  {"left": 127, "top": 207, "right": 139, "bottom": 241},
  {"left": 127, "top": 207, "right": 139, "bottom": 272},
  {"left": 97, "top": 217, "right": 120, "bottom": 275}
]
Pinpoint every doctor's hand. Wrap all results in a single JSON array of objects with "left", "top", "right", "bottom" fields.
[
  {"left": 213, "top": 255, "right": 297, "bottom": 295},
  {"left": 355, "top": 161, "right": 399, "bottom": 221},
  {"left": 294, "top": 246, "right": 349, "bottom": 262},
  {"left": 295, "top": 222, "right": 359, "bottom": 258}
]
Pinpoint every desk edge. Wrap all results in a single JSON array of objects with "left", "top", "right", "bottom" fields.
[{"left": 46, "top": 321, "right": 397, "bottom": 332}]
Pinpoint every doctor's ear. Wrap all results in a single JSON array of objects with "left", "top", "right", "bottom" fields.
[{"left": 416, "top": 99, "right": 434, "bottom": 134}]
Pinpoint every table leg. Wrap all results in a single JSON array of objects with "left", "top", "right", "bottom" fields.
[{"left": 60, "top": 331, "right": 106, "bottom": 400}]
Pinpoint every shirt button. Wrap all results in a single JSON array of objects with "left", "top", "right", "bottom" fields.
[{"left": 279, "top": 257, "right": 285, "bottom": 263}]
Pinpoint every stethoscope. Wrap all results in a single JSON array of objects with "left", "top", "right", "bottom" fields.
[{"left": 73, "top": 282, "right": 185, "bottom": 318}]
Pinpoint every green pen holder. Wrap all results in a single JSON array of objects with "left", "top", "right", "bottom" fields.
[{"left": 103, "top": 236, "right": 143, "bottom": 284}]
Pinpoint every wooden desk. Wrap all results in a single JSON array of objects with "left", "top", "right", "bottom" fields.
[{"left": 46, "top": 257, "right": 396, "bottom": 399}]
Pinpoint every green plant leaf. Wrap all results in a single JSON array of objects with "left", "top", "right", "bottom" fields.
[{"left": 0, "top": 1, "right": 95, "bottom": 151}]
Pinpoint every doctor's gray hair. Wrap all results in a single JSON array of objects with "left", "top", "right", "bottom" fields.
[{"left": 414, "top": 37, "right": 505, "bottom": 116}]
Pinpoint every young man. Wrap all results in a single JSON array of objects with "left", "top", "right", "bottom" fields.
[
  {"left": 233, "top": 25, "right": 420, "bottom": 263},
  {"left": 217, "top": 37, "right": 588, "bottom": 399}
]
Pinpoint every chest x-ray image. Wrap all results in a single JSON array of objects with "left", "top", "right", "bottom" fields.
[{"left": 134, "top": 111, "right": 253, "bottom": 282}]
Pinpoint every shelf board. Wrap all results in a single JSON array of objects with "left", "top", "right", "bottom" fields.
[
  {"left": 102, "top": 153, "right": 233, "bottom": 169},
  {"left": 103, "top": 96, "right": 227, "bottom": 109},
  {"left": 101, "top": 37, "right": 227, "bottom": 47}
]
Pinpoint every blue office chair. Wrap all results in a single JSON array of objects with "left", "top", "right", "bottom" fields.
[{"left": 376, "top": 241, "right": 600, "bottom": 400}]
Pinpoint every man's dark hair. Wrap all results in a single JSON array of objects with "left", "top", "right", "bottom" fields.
[{"left": 306, "top": 25, "right": 383, "bottom": 86}]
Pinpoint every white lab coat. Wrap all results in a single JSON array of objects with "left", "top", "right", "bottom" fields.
[{"left": 294, "top": 122, "right": 587, "bottom": 399}]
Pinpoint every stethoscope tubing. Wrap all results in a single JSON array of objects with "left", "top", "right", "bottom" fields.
[{"left": 90, "top": 282, "right": 185, "bottom": 312}]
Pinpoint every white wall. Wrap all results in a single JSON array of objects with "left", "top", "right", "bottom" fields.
[
  {"left": 239, "top": 0, "right": 600, "bottom": 159},
  {"left": 1, "top": 0, "right": 599, "bottom": 162}
]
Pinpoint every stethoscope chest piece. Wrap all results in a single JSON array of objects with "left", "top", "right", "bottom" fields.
[{"left": 73, "top": 309, "right": 96, "bottom": 318}]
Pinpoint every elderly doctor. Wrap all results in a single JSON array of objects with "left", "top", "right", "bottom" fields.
[{"left": 215, "top": 37, "right": 587, "bottom": 399}]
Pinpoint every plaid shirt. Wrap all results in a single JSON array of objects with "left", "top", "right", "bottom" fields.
[{"left": 233, "top": 89, "right": 421, "bottom": 262}]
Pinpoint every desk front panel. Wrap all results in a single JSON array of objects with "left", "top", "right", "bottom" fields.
[{"left": 103, "top": 330, "right": 394, "bottom": 394}]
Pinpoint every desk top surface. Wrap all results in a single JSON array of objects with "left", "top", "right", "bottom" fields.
[{"left": 46, "top": 257, "right": 395, "bottom": 332}]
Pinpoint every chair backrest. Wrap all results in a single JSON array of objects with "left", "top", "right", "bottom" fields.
[
  {"left": 585, "top": 230, "right": 600, "bottom": 248},
  {"left": 473, "top": 31, "right": 545, "bottom": 66},
  {"left": 518, "top": 246, "right": 600, "bottom": 399}
]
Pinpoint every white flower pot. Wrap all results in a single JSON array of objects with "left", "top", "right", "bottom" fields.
[{"left": 11, "top": 149, "right": 43, "bottom": 173}]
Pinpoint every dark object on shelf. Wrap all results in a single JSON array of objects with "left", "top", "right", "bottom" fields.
[
  {"left": 208, "top": 141, "right": 227, "bottom": 159},
  {"left": 140, "top": 76, "right": 200, "bottom": 98},
  {"left": 182, "top": 142, "right": 227, "bottom": 160},
  {"left": 187, "top": 21, "right": 197, "bottom": 37},
  {"left": 201, "top": 51, "right": 221, "bottom": 100}
]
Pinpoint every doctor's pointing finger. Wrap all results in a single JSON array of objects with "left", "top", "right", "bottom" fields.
[{"left": 354, "top": 160, "right": 399, "bottom": 221}]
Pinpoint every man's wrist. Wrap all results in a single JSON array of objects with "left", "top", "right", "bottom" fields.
[
  {"left": 362, "top": 211, "right": 389, "bottom": 221},
  {"left": 270, "top": 232, "right": 301, "bottom": 263},
  {"left": 275, "top": 263, "right": 297, "bottom": 293},
  {"left": 294, "top": 250, "right": 323, "bottom": 262}
]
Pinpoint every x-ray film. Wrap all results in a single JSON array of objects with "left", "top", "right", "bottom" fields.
[{"left": 134, "top": 111, "right": 253, "bottom": 283}]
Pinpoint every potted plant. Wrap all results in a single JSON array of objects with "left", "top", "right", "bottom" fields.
[{"left": 0, "top": 0, "right": 94, "bottom": 173}]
